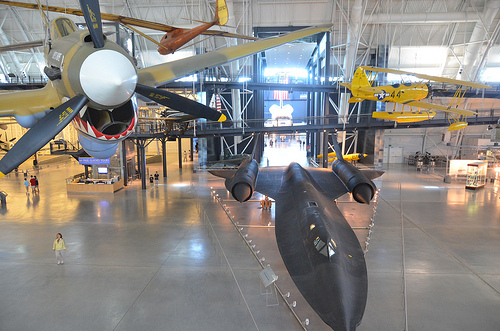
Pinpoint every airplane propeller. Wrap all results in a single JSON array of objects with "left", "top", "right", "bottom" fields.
[
  {"left": 135, "top": 84, "right": 226, "bottom": 122},
  {"left": 78, "top": 0, "right": 105, "bottom": 48},
  {"left": 0, "top": 95, "right": 88, "bottom": 177}
]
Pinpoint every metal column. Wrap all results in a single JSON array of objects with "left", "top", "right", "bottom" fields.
[
  {"left": 161, "top": 138, "right": 167, "bottom": 178},
  {"left": 178, "top": 137, "right": 182, "bottom": 169}
]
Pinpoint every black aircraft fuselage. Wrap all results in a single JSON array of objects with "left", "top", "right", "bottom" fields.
[
  {"left": 274, "top": 163, "right": 367, "bottom": 331},
  {"left": 211, "top": 156, "right": 382, "bottom": 331}
]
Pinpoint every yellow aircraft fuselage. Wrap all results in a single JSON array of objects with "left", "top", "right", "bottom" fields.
[{"left": 351, "top": 82, "right": 429, "bottom": 104}]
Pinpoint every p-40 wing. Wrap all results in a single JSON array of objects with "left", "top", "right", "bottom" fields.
[{"left": 137, "top": 24, "right": 331, "bottom": 87}]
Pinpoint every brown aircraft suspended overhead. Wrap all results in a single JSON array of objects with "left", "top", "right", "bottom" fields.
[{"left": 0, "top": 0, "right": 256, "bottom": 55}]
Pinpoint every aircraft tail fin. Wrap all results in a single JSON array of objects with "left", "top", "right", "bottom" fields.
[
  {"left": 351, "top": 67, "right": 370, "bottom": 90},
  {"left": 215, "top": 0, "right": 229, "bottom": 26},
  {"left": 339, "top": 82, "right": 351, "bottom": 89}
]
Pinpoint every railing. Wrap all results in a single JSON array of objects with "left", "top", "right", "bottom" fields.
[{"left": 192, "top": 107, "right": 500, "bottom": 134}]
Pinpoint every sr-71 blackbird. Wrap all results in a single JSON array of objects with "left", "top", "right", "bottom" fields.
[
  {"left": 210, "top": 136, "right": 383, "bottom": 331},
  {"left": 0, "top": 0, "right": 329, "bottom": 177}
]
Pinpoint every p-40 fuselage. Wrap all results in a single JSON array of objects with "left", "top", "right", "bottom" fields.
[{"left": 45, "top": 18, "right": 138, "bottom": 146}]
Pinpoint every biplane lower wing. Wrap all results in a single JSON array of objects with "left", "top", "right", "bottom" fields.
[{"left": 402, "top": 100, "right": 476, "bottom": 116}]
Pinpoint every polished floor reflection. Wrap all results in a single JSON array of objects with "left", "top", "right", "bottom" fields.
[{"left": 0, "top": 150, "right": 499, "bottom": 330}]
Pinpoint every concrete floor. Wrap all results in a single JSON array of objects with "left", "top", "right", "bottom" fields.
[{"left": 0, "top": 141, "right": 499, "bottom": 330}]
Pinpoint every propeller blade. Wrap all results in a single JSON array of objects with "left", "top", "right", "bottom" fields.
[
  {"left": 135, "top": 84, "right": 226, "bottom": 122},
  {"left": 78, "top": 0, "right": 105, "bottom": 48},
  {"left": 0, "top": 95, "right": 88, "bottom": 178}
]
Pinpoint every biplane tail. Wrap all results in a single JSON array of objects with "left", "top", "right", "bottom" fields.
[{"left": 351, "top": 67, "right": 370, "bottom": 90}]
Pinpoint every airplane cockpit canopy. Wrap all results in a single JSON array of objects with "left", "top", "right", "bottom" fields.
[{"left": 50, "top": 17, "right": 78, "bottom": 40}]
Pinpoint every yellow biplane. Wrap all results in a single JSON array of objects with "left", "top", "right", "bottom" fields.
[
  {"left": 340, "top": 66, "right": 491, "bottom": 131},
  {"left": 317, "top": 152, "right": 367, "bottom": 163}
]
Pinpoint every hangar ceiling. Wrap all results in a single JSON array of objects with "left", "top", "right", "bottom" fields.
[{"left": 0, "top": 0, "right": 498, "bottom": 84}]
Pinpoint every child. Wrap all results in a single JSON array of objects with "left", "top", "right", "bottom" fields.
[
  {"left": 23, "top": 178, "right": 30, "bottom": 195},
  {"left": 53, "top": 233, "right": 66, "bottom": 265}
]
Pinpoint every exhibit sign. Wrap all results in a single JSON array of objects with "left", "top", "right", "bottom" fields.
[{"left": 79, "top": 157, "right": 111, "bottom": 165}]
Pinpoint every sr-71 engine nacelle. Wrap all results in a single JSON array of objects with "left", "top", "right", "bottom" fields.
[
  {"left": 225, "top": 159, "right": 259, "bottom": 202},
  {"left": 332, "top": 159, "right": 377, "bottom": 204}
]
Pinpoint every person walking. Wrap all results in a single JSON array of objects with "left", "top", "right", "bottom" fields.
[
  {"left": 53, "top": 233, "right": 66, "bottom": 265},
  {"left": 23, "top": 177, "right": 30, "bottom": 195},
  {"left": 183, "top": 150, "right": 188, "bottom": 162},
  {"left": 34, "top": 176, "right": 39, "bottom": 193},
  {"left": 29, "top": 176, "right": 36, "bottom": 194}
]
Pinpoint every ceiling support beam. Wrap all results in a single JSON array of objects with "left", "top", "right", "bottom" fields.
[
  {"left": 461, "top": 0, "right": 500, "bottom": 80},
  {"left": 0, "top": 26, "right": 23, "bottom": 77},
  {"left": 365, "top": 11, "right": 480, "bottom": 25}
]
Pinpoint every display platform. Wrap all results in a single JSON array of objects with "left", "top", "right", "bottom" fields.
[{"left": 66, "top": 178, "right": 124, "bottom": 193}]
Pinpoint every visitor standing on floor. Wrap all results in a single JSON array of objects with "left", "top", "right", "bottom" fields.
[
  {"left": 53, "top": 233, "right": 66, "bottom": 265},
  {"left": 183, "top": 150, "right": 187, "bottom": 162},
  {"left": 23, "top": 177, "right": 30, "bottom": 195},
  {"left": 154, "top": 171, "right": 159, "bottom": 187}
]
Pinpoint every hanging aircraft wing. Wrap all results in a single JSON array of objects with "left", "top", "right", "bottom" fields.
[
  {"left": 0, "top": 40, "right": 43, "bottom": 52},
  {"left": 402, "top": 100, "right": 476, "bottom": 116},
  {"left": 360, "top": 66, "right": 491, "bottom": 89},
  {"left": 0, "top": 0, "right": 257, "bottom": 41},
  {"left": 0, "top": 82, "right": 62, "bottom": 118},
  {"left": 137, "top": 24, "right": 331, "bottom": 87}
]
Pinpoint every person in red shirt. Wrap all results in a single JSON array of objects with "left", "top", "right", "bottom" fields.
[{"left": 29, "top": 176, "right": 36, "bottom": 194}]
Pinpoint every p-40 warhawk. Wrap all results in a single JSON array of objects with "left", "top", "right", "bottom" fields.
[
  {"left": 0, "top": 0, "right": 329, "bottom": 177},
  {"left": 340, "top": 66, "right": 491, "bottom": 131},
  {"left": 210, "top": 136, "right": 383, "bottom": 331}
]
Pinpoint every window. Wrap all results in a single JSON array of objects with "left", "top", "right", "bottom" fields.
[{"left": 54, "top": 18, "right": 77, "bottom": 38}]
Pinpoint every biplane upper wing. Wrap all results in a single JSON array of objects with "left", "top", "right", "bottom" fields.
[
  {"left": 137, "top": 24, "right": 331, "bottom": 87},
  {"left": 360, "top": 66, "right": 491, "bottom": 89},
  {"left": 402, "top": 100, "right": 476, "bottom": 116},
  {"left": 0, "top": 0, "right": 257, "bottom": 40}
]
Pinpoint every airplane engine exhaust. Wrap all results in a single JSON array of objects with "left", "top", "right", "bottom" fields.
[
  {"left": 332, "top": 159, "right": 376, "bottom": 204},
  {"left": 225, "top": 159, "right": 259, "bottom": 202}
]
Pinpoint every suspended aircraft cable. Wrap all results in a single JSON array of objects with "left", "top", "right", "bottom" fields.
[
  {"left": 122, "top": 23, "right": 169, "bottom": 53},
  {"left": 399, "top": 182, "right": 409, "bottom": 331}
]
